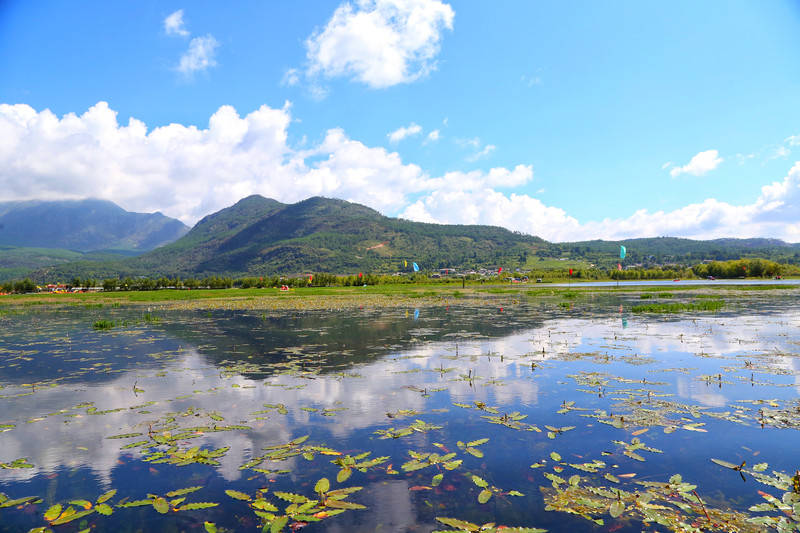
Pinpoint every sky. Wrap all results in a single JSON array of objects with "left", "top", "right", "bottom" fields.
[{"left": 1, "top": 0, "right": 800, "bottom": 242}]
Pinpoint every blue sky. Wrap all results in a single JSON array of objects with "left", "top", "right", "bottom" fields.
[{"left": 1, "top": 0, "right": 800, "bottom": 241}]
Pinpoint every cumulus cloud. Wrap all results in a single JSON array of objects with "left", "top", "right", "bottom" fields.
[
  {"left": 1, "top": 101, "right": 800, "bottom": 243},
  {"left": 426, "top": 129, "right": 440, "bottom": 142},
  {"left": 401, "top": 162, "right": 800, "bottom": 242},
  {"left": 178, "top": 35, "right": 219, "bottom": 74},
  {"left": 669, "top": 149, "right": 723, "bottom": 177},
  {"left": 305, "top": 0, "right": 454, "bottom": 88},
  {"left": 387, "top": 122, "right": 422, "bottom": 143},
  {"left": 164, "top": 9, "right": 189, "bottom": 37}
]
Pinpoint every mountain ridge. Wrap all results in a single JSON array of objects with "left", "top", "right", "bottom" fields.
[
  {"left": 0, "top": 198, "right": 190, "bottom": 252},
  {"left": 5, "top": 195, "right": 800, "bottom": 281}
]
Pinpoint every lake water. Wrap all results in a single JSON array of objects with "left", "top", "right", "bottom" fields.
[{"left": 1, "top": 294, "right": 799, "bottom": 532}]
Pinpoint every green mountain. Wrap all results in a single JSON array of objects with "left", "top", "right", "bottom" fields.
[
  {"left": 128, "top": 195, "right": 545, "bottom": 276},
  {"left": 34, "top": 195, "right": 546, "bottom": 279},
  {"left": 549, "top": 237, "right": 800, "bottom": 268},
  {"left": 14, "top": 196, "right": 800, "bottom": 281},
  {"left": 0, "top": 199, "right": 189, "bottom": 252}
]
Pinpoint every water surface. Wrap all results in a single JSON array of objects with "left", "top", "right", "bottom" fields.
[{"left": 1, "top": 294, "right": 799, "bottom": 531}]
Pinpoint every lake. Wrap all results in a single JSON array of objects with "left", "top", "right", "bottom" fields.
[{"left": 1, "top": 292, "right": 799, "bottom": 532}]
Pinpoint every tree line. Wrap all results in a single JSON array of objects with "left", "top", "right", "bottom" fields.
[{"left": 2, "top": 258, "right": 797, "bottom": 294}]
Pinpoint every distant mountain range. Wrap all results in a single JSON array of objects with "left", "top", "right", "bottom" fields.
[
  {"left": 0, "top": 199, "right": 189, "bottom": 252},
  {"left": 2, "top": 195, "right": 799, "bottom": 281},
  {"left": 0, "top": 199, "right": 189, "bottom": 280}
]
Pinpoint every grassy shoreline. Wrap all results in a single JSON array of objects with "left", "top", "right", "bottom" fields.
[{"left": 0, "top": 281, "right": 797, "bottom": 311}]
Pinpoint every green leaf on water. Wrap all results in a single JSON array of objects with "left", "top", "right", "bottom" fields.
[
  {"left": 465, "top": 447, "right": 483, "bottom": 458},
  {"left": 337, "top": 468, "right": 352, "bottom": 483},
  {"left": 752, "top": 462, "right": 768, "bottom": 472},
  {"left": 51, "top": 508, "right": 96, "bottom": 525},
  {"left": 471, "top": 475, "right": 488, "bottom": 488},
  {"left": 225, "top": 490, "right": 252, "bottom": 501},
  {"left": 106, "top": 432, "right": 143, "bottom": 439},
  {"left": 711, "top": 458, "right": 741, "bottom": 470},
  {"left": 253, "top": 499, "right": 279, "bottom": 512},
  {"left": 96, "top": 503, "right": 113, "bottom": 516},
  {"left": 550, "top": 452, "right": 562, "bottom": 462},
  {"left": 270, "top": 515, "right": 288, "bottom": 533},
  {"left": 324, "top": 499, "right": 366, "bottom": 509},
  {"left": 431, "top": 473, "right": 443, "bottom": 487},
  {"left": 273, "top": 492, "right": 308, "bottom": 503},
  {"left": 166, "top": 486, "right": 203, "bottom": 497},
  {"left": 177, "top": 502, "right": 219, "bottom": 511},
  {"left": 204, "top": 522, "right": 218, "bottom": 533},
  {"left": 314, "top": 478, "right": 330, "bottom": 494},
  {"left": 116, "top": 499, "right": 152, "bottom": 508},
  {"left": 69, "top": 499, "right": 93, "bottom": 510},
  {"left": 609, "top": 500, "right": 625, "bottom": 518},
  {"left": 44, "top": 504, "right": 62, "bottom": 521},
  {"left": 96, "top": 489, "right": 117, "bottom": 504},
  {"left": 436, "top": 517, "right": 480, "bottom": 531},
  {"left": 478, "top": 489, "right": 492, "bottom": 504},
  {"left": 152, "top": 497, "right": 170, "bottom": 514}
]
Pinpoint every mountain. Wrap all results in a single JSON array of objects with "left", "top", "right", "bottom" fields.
[
  {"left": 0, "top": 199, "right": 189, "bottom": 252},
  {"left": 15, "top": 196, "right": 800, "bottom": 281},
  {"left": 125, "top": 195, "right": 545, "bottom": 276},
  {"left": 550, "top": 236, "right": 800, "bottom": 268}
]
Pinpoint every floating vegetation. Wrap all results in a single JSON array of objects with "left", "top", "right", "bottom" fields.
[
  {"left": 2, "top": 291, "right": 800, "bottom": 531},
  {"left": 0, "top": 457, "right": 33, "bottom": 469},
  {"left": 435, "top": 517, "right": 546, "bottom": 532},
  {"left": 632, "top": 299, "right": 724, "bottom": 313},
  {"left": 92, "top": 319, "right": 115, "bottom": 330}
]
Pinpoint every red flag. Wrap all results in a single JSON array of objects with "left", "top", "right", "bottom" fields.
[
  {"left": 569, "top": 268, "right": 573, "bottom": 276},
  {"left": 358, "top": 272, "right": 363, "bottom": 278},
  {"left": 498, "top": 267, "right": 502, "bottom": 274},
  {"left": 617, "top": 263, "right": 622, "bottom": 271}
]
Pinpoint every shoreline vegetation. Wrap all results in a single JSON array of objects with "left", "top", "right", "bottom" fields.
[
  {"left": 0, "top": 281, "right": 797, "bottom": 312},
  {"left": 1, "top": 257, "right": 797, "bottom": 296}
]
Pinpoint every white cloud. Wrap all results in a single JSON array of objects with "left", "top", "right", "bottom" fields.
[
  {"left": 178, "top": 35, "right": 219, "bottom": 74},
  {"left": 281, "top": 68, "right": 300, "bottom": 87},
  {"left": 465, "top": 144, "right": 495, "bottom": 162},
  {"left": 661, "top": 161, "right": 672, "bottom": 170},
  {"left": 426, "top": 129, "right": 440, "bottom": 142},
  {"left": 387, "top": 122, "right": 422, "bottom": 143},
  {"left": 456, "top": 137, "right": 480, "bottom": 149},
  {"left": 305, "top": 0, "right": 454, "bottom": 89},
  {"left": 164, "top": 9, "right": 189, "bottom": 37},
  {"left": 669, "top": 149, "right": 723, "bottom": 177},
  {"left": 521, "top": 74, "right": 542, "bottom": 87},
  {"left": 2, "top": 101, "right": 800, "bottom": 243},
  {"left": 786, "top": 135, "right": 800, "bottom": 147},
  {"left": 770, "top": 145, "right": 790, "bottom": 160},
  {"left": 401, "top": 161, "right": 800, "bottom": 242},
  {"left": 455, "top": 136, "right": 495, "bottom": 161}
]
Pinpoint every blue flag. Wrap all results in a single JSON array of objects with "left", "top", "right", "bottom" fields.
[
  {"left": 620, "top": 245, "right": 626, "bottom": 259},
  {"left": 412, "top": 262, "right": 419, "bottom": 272}
]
